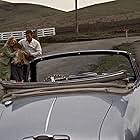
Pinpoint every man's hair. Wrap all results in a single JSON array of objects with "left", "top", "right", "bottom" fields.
[{"left": 26, "top": 30, "right": 33, "bottom": 35}]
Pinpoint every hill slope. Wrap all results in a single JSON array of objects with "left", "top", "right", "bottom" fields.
[
  {"left": 0, "top": 0, "right": 65, "bottom": 31},
  {"left": 0, "top": 0, "right": 140, "bottom": 32},
  {"left": 67, "top": 0, "right": 140, "bottom": 25}
]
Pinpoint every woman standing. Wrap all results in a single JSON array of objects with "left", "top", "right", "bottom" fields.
[{"left": 0, "top": 37, "right": 17, "bottom": 80}]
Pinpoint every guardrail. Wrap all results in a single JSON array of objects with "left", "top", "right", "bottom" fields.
[{"left": 0, "top": 27, "right": 55, "bottom": 41}]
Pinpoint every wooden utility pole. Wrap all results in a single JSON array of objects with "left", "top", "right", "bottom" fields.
[{"left": 75, "top": 0, "right": 79, "bottom": 34}]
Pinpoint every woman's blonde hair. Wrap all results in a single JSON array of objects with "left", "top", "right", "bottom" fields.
[{"left": 7, "top": 36, "right": 17, "bottom": 46}]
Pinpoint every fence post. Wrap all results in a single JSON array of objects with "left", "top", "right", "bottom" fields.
[
  {"left": 0, "top": 27, "right": 55, "bottom": 41},
  {"left": 33, "top": 29, "right": 39, "bottom": 40}
]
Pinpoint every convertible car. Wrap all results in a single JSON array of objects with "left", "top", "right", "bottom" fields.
[{"left": 0, "top": 50, "right": 140, "bottom": 140}]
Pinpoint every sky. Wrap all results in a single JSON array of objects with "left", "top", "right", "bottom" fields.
[{"left": 3, "top": 0, "right": 115, "bottom": 11}]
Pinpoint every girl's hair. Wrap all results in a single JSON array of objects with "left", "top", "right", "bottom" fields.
[
  {"left": 13, "top": 43, "right": 27, "bottom": 65},
  {"left": 13, "top": 43, "right": 22, "bottom": 50},
  {"left": 16, "top": 50, "right": 27, "bottom": 65}
]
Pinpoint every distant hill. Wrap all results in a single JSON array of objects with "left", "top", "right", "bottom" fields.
[
  {"left": 73, "top": 0, "right": 140, "bottom": 24},
  {"left": 0, "top": 0, "right": 65, "bottom": 31},
  {"left": 0, "top": 0, "right": 140, "bottom": 33}
]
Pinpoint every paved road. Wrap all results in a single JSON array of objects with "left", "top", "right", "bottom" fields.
[
  {"left": 37, "top": 36, "right": 140, "bottom": 81},
  {"left": 43, "top": 36, "right": 140, "bottom": 55}
]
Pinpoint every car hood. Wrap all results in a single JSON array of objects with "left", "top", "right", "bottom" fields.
[{"left": 0, "top": 92, "right": 127, "bottom": 140}]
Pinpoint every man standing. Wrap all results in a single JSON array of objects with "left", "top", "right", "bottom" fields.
[{"left": 19, "top": 30, "right": 42, "bottom": 82}]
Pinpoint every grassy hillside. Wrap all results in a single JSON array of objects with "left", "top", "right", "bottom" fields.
[
  {"left": 0, "top": 0, "right": 140, "bottom": 34},
  {"left": 75, "top": 0, "right": 140, "bottom": 24},
  {"left": 0, "top": 0, "right": 65, "bottom": 31}
]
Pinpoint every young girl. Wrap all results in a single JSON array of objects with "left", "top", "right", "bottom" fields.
[{"left": 10, "top": 43, "right": 27, "bottom": 82}]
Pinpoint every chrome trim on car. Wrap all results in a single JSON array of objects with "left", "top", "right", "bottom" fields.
[{"left": 45, "top": 97, "right": 57, "bottom": 133}]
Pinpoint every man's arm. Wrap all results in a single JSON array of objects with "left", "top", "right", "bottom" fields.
[
  {"left": 30, "top": 41, "right": 42, "bottom": 57},
  {"left": 18, "top": 39, "right": 24, "bottom": 47}
]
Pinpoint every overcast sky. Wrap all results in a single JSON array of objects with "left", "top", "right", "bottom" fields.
[{"left": 3, "top": 0, "right": 115, "bottom": 11}]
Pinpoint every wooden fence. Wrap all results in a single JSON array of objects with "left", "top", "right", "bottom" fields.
[{"left": 0, "top": 27, "right": 55, "bottom": 41}]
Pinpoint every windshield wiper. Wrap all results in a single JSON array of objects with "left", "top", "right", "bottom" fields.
[{"left": 45, "top": 70, "right": 128, "bottom": 84}]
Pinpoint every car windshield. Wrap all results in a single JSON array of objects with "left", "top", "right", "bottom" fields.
[
  {"left": 2, "top": 51, "right": 135, "bottom": 103},
  {"left": 36, "top": 53, "right": 134, "bottom": 83}
]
